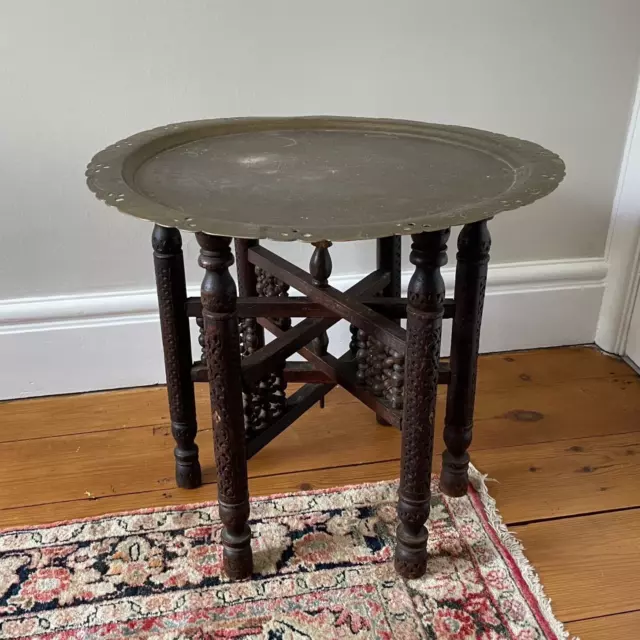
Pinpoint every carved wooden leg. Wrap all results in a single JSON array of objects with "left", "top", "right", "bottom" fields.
[
  {"left": 395, "top": 229, "right": 449, "bottom": 579},
  {"left": 441, "top": 220, "right": 491, "bottom": 497},
  {"left": 377, "top": 236, "right": 402, "bottom": 425},
  {"left": 197, "top": 233, "right": 253, "bottom": 580},
  {"left": 152, "top": 225, "right": 201, "bottom": 489},
  {"left": 309, "top": 241, "right": 332, "bottom": 407}
]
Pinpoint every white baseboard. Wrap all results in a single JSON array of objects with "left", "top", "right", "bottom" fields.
[{"left": 0, "top": 258, "right": 607, "bottom": 400}]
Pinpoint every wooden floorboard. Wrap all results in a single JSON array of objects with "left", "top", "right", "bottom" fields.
[
  {"left": 0, "top": 346, "right": 638, "bottom": 637},
  {"left": 473, "top": 431, "right": 640, "bottom": 522},
  {"left": 514, "top": 510, "right": 640, "bottom": 622},
  {"left": 0, "top": 406, "right": 402, "bottom": 512},
  {"left": 569, "top": 610, "right": 640, "bottom": 639},
  {"left": 0, "top": 346, "right": 632, "bottom": 443},
  {"left": 2, "top": 379, "right": 639, "bottom": 514},
  {"left": 1, "top": 372, "right": 637, "bottom": 450},
  {"left": 3, "top": 431, "right": 639, "bottom": 528},
  {"left": 0, "top": 460, "right": 400, "bottom": 527}
]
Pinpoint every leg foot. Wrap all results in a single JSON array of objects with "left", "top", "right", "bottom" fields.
[
  {"left": 440, "top": 451, "right": 470, "bottom": 497},
  {"left": 219, "top": 503, "right": 253, "bottom": 579},
  {"left": 395, "top": 515, "right": 429, "bottom": 579},
  {"left": 173, "top": 429, "right": 202, "bottom": 490}
]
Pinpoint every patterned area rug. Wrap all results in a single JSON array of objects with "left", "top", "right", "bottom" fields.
[{"left": 0, "top": 470, "right": 571, "bottom": 639}]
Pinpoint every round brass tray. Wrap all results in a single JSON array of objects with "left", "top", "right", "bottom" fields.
[{"left": 86, "top": 117, "right": 565, "bottom": 242}]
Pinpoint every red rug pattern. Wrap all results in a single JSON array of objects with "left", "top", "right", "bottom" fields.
[{"left": 0, "top": 473, "right": 570, "bottom": 638}]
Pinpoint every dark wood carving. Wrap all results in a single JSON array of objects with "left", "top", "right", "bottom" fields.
[
  {"left": 196, "top": 316, "right": 205, "bottom": 363},
  {"left": 265, "top": 368, "right": 287, "bottom": 424},
  {"left": 152, "top": 225, "right": 201, "bottom": 490},
  {"left": 253, "top": 258, "right": 289, "bottom": 425},
  {"left": 441, "top": 220, "right": 491, "bottom": 497},
  {"left": 308, "top": 243, "right": 332, "bottom": 358},
  {"left": 256, "top": 267, "right": 292, "bottom": 331},
  {"left": 193, "top": 357, "right": 449, "bottom": 387},
  {"left": 235, "top": 239, "right": 287, "bottom": 435},
  {"left": 248, "top": 246, "right": 405, "bottom": 353},
  {"left": 309, "top": 240, "right": 333, "bottom": 288},
  {"left": 349, "top": 324, "right": 359, "bottom": 355},
  {"left": 355, "top": 333, "right": 404, "bottom": 412},
  {"left": 395, "top": 229, "right": 449, "bottom": 579},
  {"left": 187, "top": 295, "right": 456, "bottom": 320},
  {"left": 353, "top": 237, "right": 404, "bottom": 423},
  {"left": 354, "top": 330, "right": 369, "bottom": 389},
  {"left": 246, "top": 381, "right": 335, "bottom": 458},
  {"left": 239, "top": 318, "right": 269, "bottom": 433},
  {"left": 362, "top": 335, "right": 386, "bottom": 396},
  {"left": 152, "top": 221, "right": 483, "bottom": 584},
  {"left": 382, "top": 348, "right": 404, "bottom": 410},
  {"left": 197, "top": 233, "right": 252, "bottom": 580},
  {"left": 309, "top": 241, "right": 332, "bottom": 407},
  {"left": 259, "top": 318, "right": 402, "bottom": 427},
  {"left": 241, "top": 270, "right": 389, "bottom": 386},
  {"left": 377, "top": 237, "right": 403, "bottom": 422}
]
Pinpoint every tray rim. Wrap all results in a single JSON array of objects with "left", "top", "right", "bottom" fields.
[{"left": 85, "top": 116, "right": 565, "bottom": 242}]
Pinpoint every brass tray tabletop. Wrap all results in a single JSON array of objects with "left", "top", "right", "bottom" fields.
[{"left": 86, "top": 117, "right": 565, "bottom": 242}]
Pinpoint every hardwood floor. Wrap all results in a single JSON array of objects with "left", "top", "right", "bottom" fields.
[{"left": 0, "top": 346, "right": 638, "bottom": 638}]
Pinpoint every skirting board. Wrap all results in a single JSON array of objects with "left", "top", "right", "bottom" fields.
[{"left": 0, "top": 258, "right": 607, "bottom": 400}]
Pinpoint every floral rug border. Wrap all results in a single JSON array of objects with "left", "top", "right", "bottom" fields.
[
  {"left": 0, "top": 465, "right": 574, "bottom": 639},
  {"left": 466, "top": 467, "right": 572, "bottom": 639}
]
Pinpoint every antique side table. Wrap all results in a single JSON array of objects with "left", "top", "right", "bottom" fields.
[{"left": 86, "top": 117, "right": 564, "bottom": 581}]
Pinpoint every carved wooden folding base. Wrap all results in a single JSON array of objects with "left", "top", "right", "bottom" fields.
[{"left": 153, "top": 223, "right": 491, "bottom": 581}]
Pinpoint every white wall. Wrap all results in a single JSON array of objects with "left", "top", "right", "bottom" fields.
[{"left": 1, "top": 0, "right": 639, "bottom": 398}]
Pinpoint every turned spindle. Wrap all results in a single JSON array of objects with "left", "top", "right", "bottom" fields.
[{"left": 309, "top": 241, "right": 332, "bottom": 407}]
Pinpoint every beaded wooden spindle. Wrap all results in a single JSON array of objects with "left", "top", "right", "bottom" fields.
[
  {"left": 235, "top": 239, "right": 287, "bottom": 434},
  {"left": 309, "top": 241, "right": 332, "bottom": 408}
]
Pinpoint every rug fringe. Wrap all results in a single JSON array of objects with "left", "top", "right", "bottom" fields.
[{"left": 469, "top": 464, "right": 578, "bottom": 640}]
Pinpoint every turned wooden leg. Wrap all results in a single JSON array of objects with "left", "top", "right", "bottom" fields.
[
  {"left": 152, "top": 225, "right": 201, "bottom": 489},
  {"left": 377, "top": 236, "right": 403, "bottom": 424},
  {"left": 309, "top": 241, "right": 332, "bottom": 408},
  {"left": 197, "top": 233, "right": 253, "bottom": 580},
  {"left": 441, "top": 220, "right": 491, "bottom": 497},
  {"left": 395, "top": 229, "right": 449, "bottom": 579}
]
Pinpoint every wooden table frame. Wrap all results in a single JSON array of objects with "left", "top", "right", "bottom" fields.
[{"left": 152, "top": 222, "right": 491, "bottom": 580}]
